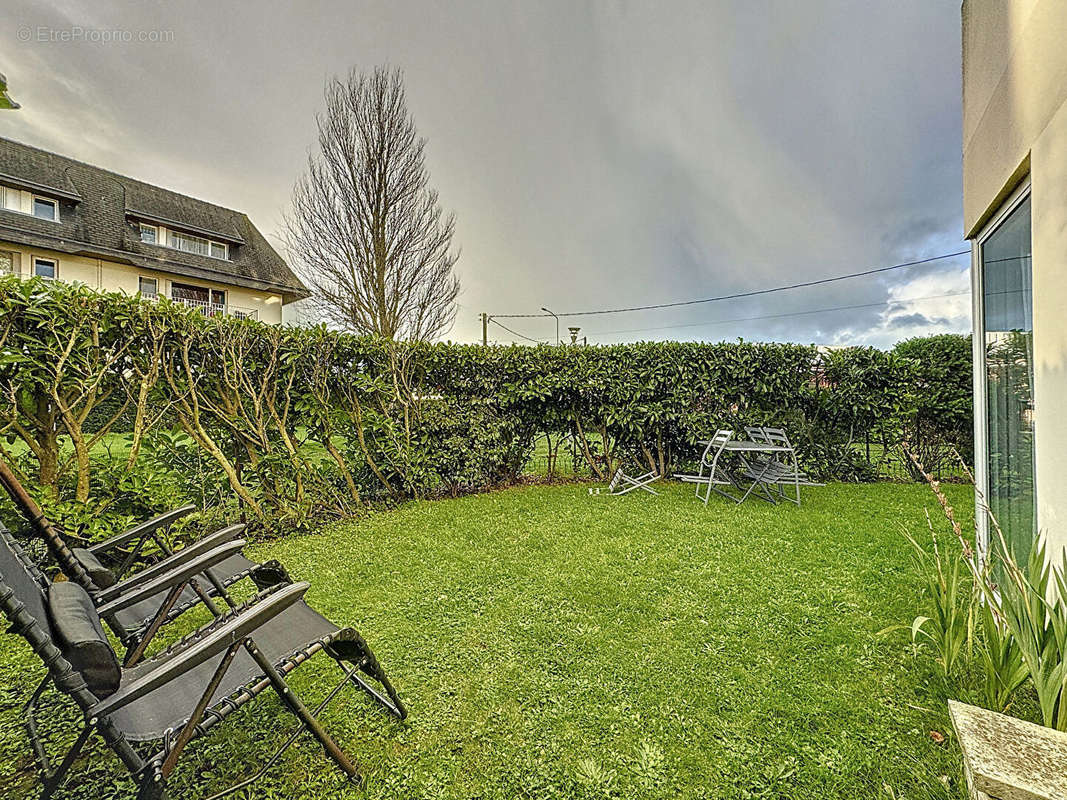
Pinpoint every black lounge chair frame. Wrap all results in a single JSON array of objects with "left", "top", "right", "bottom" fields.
[
  {"left": 80, "top": 502, "right": 292, "bottom": 618},
  {"left": 0, "top": 524, "right": 406, "bottom": 799},
  {"left": 0, "top": 459, "right": 291, "bottom": 663}
]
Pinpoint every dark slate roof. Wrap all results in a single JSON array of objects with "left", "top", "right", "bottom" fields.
[{"left": 0, "top": 137, "right": 308, "bottom": 302}]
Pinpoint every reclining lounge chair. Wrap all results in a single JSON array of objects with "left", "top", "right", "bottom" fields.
[
  {"left": 0, "top": 523, "right": 406, "bottom": 799},
  {"left": 0, "top": 459, "right": 290, "bottom": 663}
]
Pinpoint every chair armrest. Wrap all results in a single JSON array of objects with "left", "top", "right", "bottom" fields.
[
  {"left": 90, "top": 582, "right": 310, "bottom": 719},
  {"left": 96, "top": 539, "right": 246, "bottom": 614},
  {"left": 93, "top": 524, "right": 246, "bottom": 603},
  {"left": 88, "top": 505, "right": 197, "bottom": 555}
]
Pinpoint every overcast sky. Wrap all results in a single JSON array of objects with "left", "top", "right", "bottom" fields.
[{"left": 1, "top": 0, "right": 967, "bottom": 348}]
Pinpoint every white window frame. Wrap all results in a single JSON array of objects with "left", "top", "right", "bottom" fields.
[
  {"left": 971, "top": 176, "right": 1033, "bottom": 566},
  {"left": 32, "top": 257, "right": 57, "bottom": 280},
  {"left": 139, "top": 223, "right": 158, "bottom": 244},
  {"left": 0, "top": 185, "right": 20, "bottom": 212},
  {"left": 166, "top": 228, "right": 229, "bottom": 260},
  {"left": 32, "top": 195, "right": 58, "bottom": 222}
]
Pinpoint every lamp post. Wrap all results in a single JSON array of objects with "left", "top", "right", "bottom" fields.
[{"left": 541, "top": 307, "right": 560, "bottom": 345}]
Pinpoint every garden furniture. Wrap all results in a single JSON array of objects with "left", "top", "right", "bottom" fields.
[
  {"left": 674, "top": 429, "right": 738, "bottom": 505},
  {"left": 715, "top": 438, "right": 792, "bottom": 504},
  {"left": 0, "top": 458, "right": 292, "bottom": 664},
  {"left": 677, "top": 429, "right": 817, "bottom": 506},
  {"left": 0, "top": 523, "right": 406, "bottom": 800},
  {"left": 743, "top": 426, "right": 823, "bottom": 506},
  {"left": 590, "top": 465, "right": 661, "bottom": 496}
]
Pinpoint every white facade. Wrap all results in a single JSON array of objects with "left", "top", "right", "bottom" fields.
[
  {"left": 0, "top": 240, "right": 284, "bottom": 324},
  {"left": 964, "top": 0, "right": 1067, "bottom": 567}
]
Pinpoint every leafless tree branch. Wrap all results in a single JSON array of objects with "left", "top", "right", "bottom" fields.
[{"left": 286, "top": 66, "right": 460, "bottom": 341}]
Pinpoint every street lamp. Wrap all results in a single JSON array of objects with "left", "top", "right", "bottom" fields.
[{"left": 541, "top": 307, "right": 560, "bottom": 345}]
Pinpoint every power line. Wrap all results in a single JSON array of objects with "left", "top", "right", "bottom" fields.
[
  {"left": 588, "top": 290, "right": 972, "bottom": 338},
  {"left": 491, "top": 249, "right": 970, "bottom": 319},
  {"left": 488, "top": 317, "right": 548, "bottom": 344},
  {"left": 494, "top": 285, "right": 1030, "bottom": 342}
]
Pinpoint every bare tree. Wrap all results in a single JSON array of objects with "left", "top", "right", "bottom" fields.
[{"left": 287, "top": 66, "right": 460, "bottom": 340}]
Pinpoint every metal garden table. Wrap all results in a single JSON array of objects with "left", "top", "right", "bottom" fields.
[
  {"left": 683, "top": 437, "right": 800, "bottom": 506},
  {"left": 712, "top": 440, "right": 798, "bottom": 504}
]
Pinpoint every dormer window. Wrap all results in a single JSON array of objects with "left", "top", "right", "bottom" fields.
[
  {"left": 136, "top": 218, "right": 231, "bottom": 260},
  {"left": 33, "top": 196, "right": 58, "bottom": 221},
  {"left": 0, "top": 186, "right": 60, "bottom": 221},
  {"left": 0, "top": 186, "right": 18, "bottom": 211},
  {"left": 168, "top": 229, "right": 228, "bottom": 260}
]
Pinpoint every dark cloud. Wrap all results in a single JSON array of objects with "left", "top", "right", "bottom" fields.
[
  {"left": 0, "top": 0, "right": 967, "bottom": 348},
  {"left": 887, "top": 312, "right": 935, "bottom": 329}
]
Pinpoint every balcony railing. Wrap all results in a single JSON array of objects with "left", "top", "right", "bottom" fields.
[{"left": 169, "top": 295, "right": 258, "bottom": 321}]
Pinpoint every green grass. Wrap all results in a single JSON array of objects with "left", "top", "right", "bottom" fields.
[{"left": 0, "top": 482, "right": 975, "bottom": 799}]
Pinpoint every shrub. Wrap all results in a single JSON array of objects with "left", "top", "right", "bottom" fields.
[{"left": 0, "top": 277, "right": 974, "bottom": 532}]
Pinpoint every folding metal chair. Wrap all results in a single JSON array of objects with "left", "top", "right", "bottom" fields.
[
  {"left": 673, "top": 430, "right": 737, "bottom": 506},
  {"left": 0, "top": 458, "right": 291, "bottom": 663},
  {"left": 749, "top": 427, "right": 823, "bottom": 505},
  {"left": 0, "top": 523, "right": 405, "bottom": 800},
  {"left": 589, "top": 465, "right": 661, "bottom": 496},
  {"left": 743, "top": 426, "right": 775, "bottom": 472},
  {"left": 744, "top": 426, "right": 770, "bottom": 445}
]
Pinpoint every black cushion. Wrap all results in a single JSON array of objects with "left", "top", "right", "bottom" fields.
[
  {"left": 71, "top": 547, "right": 117, "bottom": 589},
  {"left": 47, "top": 581, "right": 121, "bottom": 698}
]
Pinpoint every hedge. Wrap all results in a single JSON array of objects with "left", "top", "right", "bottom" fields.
[{"left": 0, "top": 277, "right": 972, "bottom": 536}]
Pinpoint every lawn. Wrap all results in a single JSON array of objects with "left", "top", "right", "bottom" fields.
[{"left": 0, "top": 481, "right": 974, "bottom": 799}]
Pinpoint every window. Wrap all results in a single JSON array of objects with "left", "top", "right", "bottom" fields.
[
  {"left": 139, "top": 224, "right": 158, "bottom": 244},
  {"left": 166, "top": 229, "right": 228, "bottom": 259},
  {"left": 171, "top": 282, "right": 210, "bottom": 303},
  {"left": 32, "top": 196, "right": 58, "bottom": 221},
  {"left": 138, "top": 276, "right": 158, "bottom": 297},
  {"left": 169, "top": 230, "right": 206, "bottom": 255},
  {"left": 33, "top": 257, "right": 56, "bottom": 280},
  {"left": 0, "top": 186, "right": 19, "bottom": 212},
  {"left": 171, "top": 282, "right": 226, "bottom": 316},
  {"left": 977, "top": 187, "right": 1034, "bottom": 568}
]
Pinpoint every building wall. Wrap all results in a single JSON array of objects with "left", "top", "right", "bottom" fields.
[
  {"left": 963, "top": 0, "right": 1067, "bottom": 559},
  {"left": 0, "top": 240, "right": 284, "bottom": 323}
]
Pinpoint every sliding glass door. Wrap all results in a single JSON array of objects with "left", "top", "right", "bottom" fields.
[{"left": 978, "top": 189, "right": 1034, "bottom": 567}]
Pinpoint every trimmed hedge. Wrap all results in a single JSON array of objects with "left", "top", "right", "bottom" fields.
[{"left": 0, "top": 277, "right": 972, "bottom": 534}]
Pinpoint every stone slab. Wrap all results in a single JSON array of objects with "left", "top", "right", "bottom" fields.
[{"left": 949, "top": 700, "right": 1067, "bottom": 800}]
